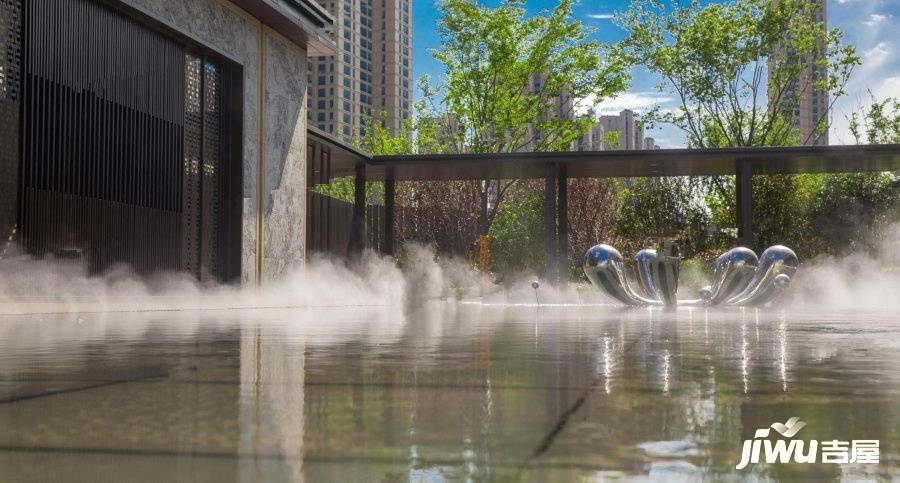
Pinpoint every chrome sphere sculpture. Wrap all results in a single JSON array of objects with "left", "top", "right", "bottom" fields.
[{"left": 584, "top": 243, "right": 798, "bottom": 308}]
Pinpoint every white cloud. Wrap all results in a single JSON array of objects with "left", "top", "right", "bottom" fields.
[
  {"left": 577, "top": 91, "right": 675, "bottom": 116},
  {"left": 862, "top": 42, "right": 892, "bottom": 70},
  {"left": 863, "top": 14, "right": 889, "bottom": 27},
  {"left": 587, "top": 13, "right": 614, "bottom": 20}
]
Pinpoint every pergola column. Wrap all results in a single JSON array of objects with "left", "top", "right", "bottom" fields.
[
  {"left": 556, "top": 163, "right": 568, "bottom": 283},
  {"left": 544, "top": 162, "right": 558, "bottom": 282},
  {"left": 383, "top": 174, "right": 395, "bottom": 256},
  {"left": 348, "top": 161, "right": 366, "bottom": 258},
  {"left": 735, "top": 158, "right": 754, "bottom": 249}
]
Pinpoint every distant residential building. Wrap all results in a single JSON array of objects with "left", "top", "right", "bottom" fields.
[
  {"left": 308, "top": 0, "right": 413, "bottom": 142},
  {"left": 576, "top": 108, "right": 601, "bottom": 151},
  {"left": 523, "top": 73, "right": 575, "bottom": 151},
  {"left": 769, "top": 0, "right": 828, "bottom": 145},
  {"left": 576, "top": 109, "right": 661, "bottom": 151},
  {"left": 599, "top": 109, "right": 637, "bottom": 150},
  {"left": 643, "top": 137, "right": 660, "bottom": 150},
  {"left": 634, "top": 122, "right": 645, "bottom": 151}
]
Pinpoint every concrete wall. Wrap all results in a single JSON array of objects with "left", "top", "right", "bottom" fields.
[{"left": 120, "top": 0, "right": 309, "bottom": 284}]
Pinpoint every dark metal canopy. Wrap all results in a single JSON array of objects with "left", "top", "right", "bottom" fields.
[
  {"left": 308, "top": 130, "right": 900, "bottom": 283},
  {"left": 307, "top": 126, "right": 371, "bottom": 180},
  {"left": 231, "top": 0, "right": 336, "bottom": 55},
  {"left": 365, "top": 144, "right": 900, "bottom": 181}
]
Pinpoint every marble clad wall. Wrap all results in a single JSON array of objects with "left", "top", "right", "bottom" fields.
[
  {"left": 262, "top": 32, "right": 308, "bottom": 281},
  {"left": 120, "top": 0, "right": 309, "bottom": 284}
]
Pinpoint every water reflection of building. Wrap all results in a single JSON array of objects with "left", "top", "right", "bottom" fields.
[{"left": 240, "top": 327, "right": 306, "bottom": 482}]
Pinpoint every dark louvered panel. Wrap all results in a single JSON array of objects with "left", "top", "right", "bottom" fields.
[
  {"left": 12, "top": 0, "right": 241, "bottom": 281},
  {"left": 0, "top": 0, "right": 21, "bottom": 257},
  {"left": 200, "top": 61, "right": 220, "bottom": 281},
  {"left": 182, "top": 54, "right": 202, "bottom": 277},
  {"left": 20, "top": 0, "right": 185, "bottom": 273}
]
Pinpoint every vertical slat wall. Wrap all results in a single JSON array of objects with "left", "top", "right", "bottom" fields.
[
  {"left": 20, "top": 0, "right": 185, "bottom": 273},
  {"left": 0, "top": 0, "right": 21, "bottom": 256}
]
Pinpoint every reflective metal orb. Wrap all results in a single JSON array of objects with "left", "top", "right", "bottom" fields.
[
  {"left": 704, "top": 247, "right": 758, "bottom": 306},
  {"left": 726, "top": 245, "right": 799, "bottom": 307},
  {"left": 584, "top": 244, "right": 657, "bottom": 306},
  {"left": 774, "top": 273, "right": 791, "bottom": 289},
  {"left": 633, "top": 249, "right": 661, "bottom": 300},
  {"left": 584, "top": 243, "right": 799, "bottom": 308}
]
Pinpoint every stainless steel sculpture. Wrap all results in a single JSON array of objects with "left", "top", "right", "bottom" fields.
[{"left": 584, "top": 244, "right": 798, "bottom": 307}]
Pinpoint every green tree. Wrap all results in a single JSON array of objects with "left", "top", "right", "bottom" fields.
[
  {"left": 614, "top": 0, "right": 860, "bottom": 254},
  {"left": 615, "top": 0, "right": 859, "bottom": 148},
  {"left": 849, "top": 94, "right": 900, "bottom": 145},
  {"left": 431, "top": 0, "right": 628, "bottom": 235},
  {"left": 436, "top": 0, "right": 627, "bottom": 153},
  {"left": 488, "top": 183, "right": 545, "bottom": 278},
  {"left": 613, "top": 177, "right": 711, "bottom": 257},
  {"left": 808, "top": 173, "right": 898, "bottom": 256},
  {"left": 601, "top": 130, "right": 621, "bottom": 149}
]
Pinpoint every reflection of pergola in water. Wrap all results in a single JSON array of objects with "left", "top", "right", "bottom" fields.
[{"left": 311, "top": 130, "right": 900, "bottom": 281}]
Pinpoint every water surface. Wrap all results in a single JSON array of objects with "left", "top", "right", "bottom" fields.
[{"left": 1, "top": 305, "right": 898, "bottom": 481}]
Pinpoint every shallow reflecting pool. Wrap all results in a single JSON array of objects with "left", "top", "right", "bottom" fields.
[{"left": 1, "top": 305, "right": 898, "bottom": 481}]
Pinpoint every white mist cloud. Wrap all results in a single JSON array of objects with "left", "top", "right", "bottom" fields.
[
  {"left": 0, "top": 243, "right": 486, "bottom": 315},
  {"left": 587, "top": 13, "right": 614, "bottom": 20},
  {"left": 794, "top": 224, "right": 900, "bottom": 310}
]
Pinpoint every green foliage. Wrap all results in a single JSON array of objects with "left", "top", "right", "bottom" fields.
[
  {"left": 488, "top": 185, "right": 545, "bottom": 277},
  {"left": 610, "top": 0, "right": 879, "bottom": 263},
  {"left": 613, "top": 178, "right": 712, "bottom": 258},
  {"left": 602, "top": 130, "right": 620, "bottom": 149},
  {"left": 849, "top": 95, "right": 900, "bottom": 145},
  {"left": 354, "top": 77, "right": 450, "bottom": 156},
  {"left": 350, "top": 0, "right": 631, "bottom": 251},
  {"left": 311, "top": 178, "right": 383, "bottom": 205},
  {"left": 615, "top": 0, "right": 859, "bottom": 147},
  {"left": 808, "top": 173, "right": 899, "bottom": 255},
  {"left": 750, "top": 175, "right": 813, "bottom": 253}
]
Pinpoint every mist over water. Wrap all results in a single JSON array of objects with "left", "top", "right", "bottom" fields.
[
  {"left": 0, "top": 224, "right": 899, "bottom": 313},
  {"left": 0, "top": 243, "right": 473, "bottom": 314},
  {"left": 792, "top": 223, "right": 900, "bottom": 309}
]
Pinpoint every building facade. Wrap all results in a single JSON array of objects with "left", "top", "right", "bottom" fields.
[
  {"left": 770, "top": 0, "right": 828, "bottom": 146},
  {"left": 0, "top": 0, "right": 336, "bottom": 285},
  {"left": 307, "top": 0, "right": 412, "bottom": 142}
]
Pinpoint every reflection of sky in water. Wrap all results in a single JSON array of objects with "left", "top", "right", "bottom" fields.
[{"left": 0, "top": 306, "right": 899, "bottom": 481}]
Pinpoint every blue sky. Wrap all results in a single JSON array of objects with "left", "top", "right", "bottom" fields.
[{"left": 411, "top": 0, "right": 900, "bottom": 147}]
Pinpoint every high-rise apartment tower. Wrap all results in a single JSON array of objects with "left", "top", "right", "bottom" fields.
[
  {"left": 308, "top": 0, "right": 412, "bottom": 141},
  {"left": 770, "top": 0, "right": 828, "bottom": 145}
]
